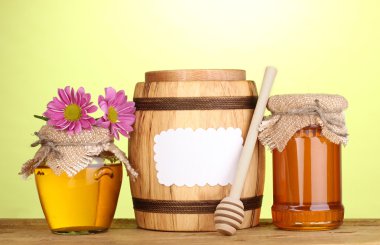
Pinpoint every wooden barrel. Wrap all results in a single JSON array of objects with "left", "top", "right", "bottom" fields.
[{"left": 128, "top": 69, "right": 265, "bottom": 231}]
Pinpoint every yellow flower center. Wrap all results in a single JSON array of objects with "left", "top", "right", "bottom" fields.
[
  {"left": 64, "top": 104, "right": 82, "bottom": 121},
  {"left": 108, "top": 106, "right": 118, "bottom": 123}
]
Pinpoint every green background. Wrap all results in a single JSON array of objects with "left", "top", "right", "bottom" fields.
[{"left": 1, "top": 0, "right": 379, "bottom": 219}]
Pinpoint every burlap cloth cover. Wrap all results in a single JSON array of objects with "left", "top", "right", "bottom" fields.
[
  {"left": 19, "top": 125, "right": 138, "bottom": 179},
  {"left": 258, "top": 94, "right": 348, "bottom": 152}
]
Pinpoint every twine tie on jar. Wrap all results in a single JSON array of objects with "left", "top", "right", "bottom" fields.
[
  {"left": 31, "top": 132, "right": 63, "bottom": 159},
  {"left": 30, "top": 131, "right": 115, "bottom": 157}
]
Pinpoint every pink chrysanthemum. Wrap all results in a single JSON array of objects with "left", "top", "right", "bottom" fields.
[
  {"left": 96, "top": 87, "right": 136, "bottom": 140},
  {"left": 43, "top": 86, "right": 97, "bottom": 134}
]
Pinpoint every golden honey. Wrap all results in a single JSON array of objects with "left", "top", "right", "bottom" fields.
[
  {"left": 272, "top": 126, "right": 344, "bottom": 230},
  {"left": 34, "top": 163, "right": 122, "bottom": 234}
]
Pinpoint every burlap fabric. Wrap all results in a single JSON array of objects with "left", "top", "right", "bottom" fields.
[
  {"left": 258, "top": 94, "right": 348, "bottom": 152},
  {"left": 19, "top": 125, "right": 138, "bottom": 179}
]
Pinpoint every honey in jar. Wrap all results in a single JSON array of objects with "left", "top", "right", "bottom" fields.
[
  {"left": 34, "top": 160, "right": 122, "bottom": 234},
  {"left": 271, "top": 126, "right": 343, "bottom": 230}
]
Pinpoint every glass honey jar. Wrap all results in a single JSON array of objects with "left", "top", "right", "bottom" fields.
[
  {"left": 271, "top": 126, "right": 343, "bottom": 230},
  {"left": 258, "top": 94, "right": 348, "bottom": 231}
]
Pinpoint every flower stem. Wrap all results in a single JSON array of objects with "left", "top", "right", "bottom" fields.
[{"left": 34, "top": 115, "right": 49, "bottom": 121}]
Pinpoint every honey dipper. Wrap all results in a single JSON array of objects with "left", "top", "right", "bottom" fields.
[{"left": 214, "top": 66, "right": 277, "bottom": 236}]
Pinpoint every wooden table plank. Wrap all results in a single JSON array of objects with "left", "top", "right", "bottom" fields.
[{"left": 0, "top": 219, "right": 379, "bottom": 245}]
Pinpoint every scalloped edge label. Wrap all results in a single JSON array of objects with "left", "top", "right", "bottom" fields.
[{"left": 153, "top": 127, "right": 243, "bottom": 187}]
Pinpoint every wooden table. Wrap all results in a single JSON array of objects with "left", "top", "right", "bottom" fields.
[{"left": 1, "top": 219, "right": 379, "bottom": 245}]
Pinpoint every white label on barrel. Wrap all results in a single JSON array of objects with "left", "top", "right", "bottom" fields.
[{"left": 153, "top": 127, "right": 243, "bottom": 187}]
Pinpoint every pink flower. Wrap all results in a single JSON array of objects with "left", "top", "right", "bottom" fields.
[
  {"left": 96, "top": 87, "right": 136, "bottom": 140},
  {"left": 43, "top": 86, "right": 97, "bottom": 134}
]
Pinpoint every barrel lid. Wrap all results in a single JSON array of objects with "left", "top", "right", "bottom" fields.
[{"left": 145, "top": 69, "right": 246, "bottom": 82}]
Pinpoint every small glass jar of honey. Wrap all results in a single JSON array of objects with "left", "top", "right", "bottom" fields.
[
  {"left": 271, "top": 126, "right": 343, "bottom": 230},
  {"left": 258, "top": 94, "right": 348, "bottom": 231}
]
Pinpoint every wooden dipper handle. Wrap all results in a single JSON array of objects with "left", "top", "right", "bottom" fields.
[{"left": 214, "top": 66, "right": 277, "bottom": 236}]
